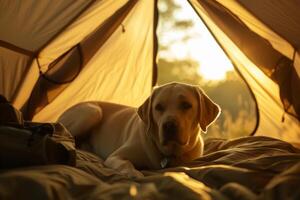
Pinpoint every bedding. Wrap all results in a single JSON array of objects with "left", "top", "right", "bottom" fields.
[{"left": 1, "top": 135, "right": 300, "bottom": 200}]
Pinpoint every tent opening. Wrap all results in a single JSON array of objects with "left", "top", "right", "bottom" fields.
[{"left": 156, "top": 0, "right": 257, "bottom": 139}]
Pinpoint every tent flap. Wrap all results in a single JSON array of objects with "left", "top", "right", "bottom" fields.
[
  {"left": 0, "top": 0, "right": 94, "bottom": 51},
  {"left": 0, "top": 47, "right": 32, "bottom": 101},
  {"left": 189, "top": 0, "right": 300, "bottom": 143},
  {"left": 32, "top": 0, "right": 156, "bottom": 121},
  {"left": 23, "top": 0, "right": 139, "bottom": 119},
  {"left": 194, "top": 0, "right": 300, "bottom": 121}
]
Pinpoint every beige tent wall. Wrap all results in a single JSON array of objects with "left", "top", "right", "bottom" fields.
[
  {"left": 0, "top": 47, "right": 31, "bottom": 101},
  {"left": 190, "top": 0, "right": 300, "bottom": 144},
  {"left": 215, "top": 0, "right": 300, "bottom": 118},
  {"left": 0, "top": 0, "right": 93, "bottom": 51},
  {"left": 15, "top": 1, "right": 137, "bottom": 121},
  {"left": 296, "top": 52, "right": 300, "bottom": 76},
  {"left": 1, "top": 0, "right": 156, "bottom": 122},
  {"left": 0, "top": 0, "right": 94, "bottom": 105},
  {"left": 236, "top": 0, "right": 300, "bottom": 77},
  {"left": 12, "top": 0, "right": 128, "bottom": 110},
  {"left": 33, "top": 0, "right": 156, "bottom": 121},
  {"left": 215, "top": 0, "right": 295, "bottom": 61}
]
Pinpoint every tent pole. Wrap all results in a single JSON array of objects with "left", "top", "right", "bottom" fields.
[{"left": 152, "top": 0, "right": 159, "bottom": 87}]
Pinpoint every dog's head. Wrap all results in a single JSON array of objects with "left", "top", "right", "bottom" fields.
[{"left": 138, "top": 82, "right": 220, "bottom": 157}]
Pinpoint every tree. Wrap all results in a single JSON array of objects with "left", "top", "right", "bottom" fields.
[{"left": 157, "top": 58, "right": 203, "bottom": 85}]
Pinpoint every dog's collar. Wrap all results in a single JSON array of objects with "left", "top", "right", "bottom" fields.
[
  {"left": 146, "top": 125, "right": 173, "bottom": 169},
  {"left": 147, "top": 134, "right": 172, "bottom": 169},
  {"left": 160, "top": 157, "right": 170, "bottom": 169}
]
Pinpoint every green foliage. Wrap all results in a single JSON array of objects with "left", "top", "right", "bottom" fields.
[
  {"left": 203, "top": 72, "right": 256, "bottom": 139},
  {"left": 157, "top": 58, "right": 203, "bottom": 84},
  {"left": 158, "top": 0, "right": 181, "bottom": 20},
  {"left": 157, "top": 0, "right": 194, "bottom": 51}
]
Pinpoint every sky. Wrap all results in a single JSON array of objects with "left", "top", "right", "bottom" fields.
[{"left": 157, "top": 0, "right": 233, "bottom": 81}]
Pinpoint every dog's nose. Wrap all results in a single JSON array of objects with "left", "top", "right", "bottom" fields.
[{"left": 163, "top": 120, "right": 178, "bottom": 141}]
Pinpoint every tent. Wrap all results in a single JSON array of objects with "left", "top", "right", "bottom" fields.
[
  {"left": 2, "top": 1, "right": 300, "bottom": 199},
  {"left": 0, "top": 0, "right": 299, "bottom": 143}
]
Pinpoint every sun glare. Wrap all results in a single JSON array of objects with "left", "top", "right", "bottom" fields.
[{"left": 158, "top": 0, "right": 233, "bottom": 82}]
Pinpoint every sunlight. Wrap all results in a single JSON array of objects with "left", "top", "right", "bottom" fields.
[{"left": 158, "top": 0, "right": 234, "bottom": 82}]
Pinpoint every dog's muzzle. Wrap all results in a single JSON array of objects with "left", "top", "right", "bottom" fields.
[{"left": 162, "top": 119, "right": 178, "bottom": 144}]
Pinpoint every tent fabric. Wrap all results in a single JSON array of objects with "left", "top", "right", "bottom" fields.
[
  {"left": 31, "top": 0, "right": 156, "bottom": 122},
  {"left": 0, "top": 0, "right": 156, "bottom": 122},
  {"left": 214, "top": 0, "right": 300, "bottom": 119},
  {"left": 12, "top": 0, "right": 137, "bottom": 110},
  {"left": 215, "top": 1, "right": 296, "bottom": 63},
  {"left": 0, "top": 0, "right": 94, "bottom": 101},
  {"left": 24, "top": 0, "right": 140, "bottom": 119},
  {"left": 238, "top": 0, "right": 300, "bottom": 52},
  {"left": 189, "top": 0, "right": 300, "bottom": 143},
  {"left": 213, "top": 0, "right": 300, "bottom": 78},
  {"left": 0, "top": 47, "right": 31, "bottom": 100},
  {"left": 0, "top": 0, "right": 93, "bottom": 51}
]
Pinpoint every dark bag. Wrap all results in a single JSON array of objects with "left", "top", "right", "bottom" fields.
[
  {"left": 0, "top": 95, "right": 23, "bottom": 125},
  {"left": 0, "top": 95, "right": 76, "bottom": 168}
]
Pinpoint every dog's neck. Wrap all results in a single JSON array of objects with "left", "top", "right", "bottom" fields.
[
  {"left": 143, "top": 124, "right": 203, "bottom": 169},
  {"left": 144, "top": 128, "right": 171, "bottom": 169},
  {"left": 145, "top": 133, "right": 202, "bottom": 169}
]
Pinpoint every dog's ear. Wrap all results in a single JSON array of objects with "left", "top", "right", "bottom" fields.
[
  {"left": 137, "top": 96, "right": 152, "bottom": 125},
  {"left": 137, "top": 86, "right": 159, "bottom": 127},
  {"left": 194, "top": 86, "right": 221, "bottom": 133}
]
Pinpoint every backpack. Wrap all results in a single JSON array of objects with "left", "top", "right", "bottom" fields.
[{"left": 0, "top": 95, "right": 76, "bottom": 168}]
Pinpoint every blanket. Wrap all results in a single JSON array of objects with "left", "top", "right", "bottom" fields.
[{"left": 1, "top": 136, "right": 300, "bottom": 200}]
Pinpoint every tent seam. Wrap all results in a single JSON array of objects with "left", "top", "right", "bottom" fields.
[
  {"left": 152, "top": 0, "right": 159, "bottom": 87},
  {"left": 35, "top": 0, "right": 96, "bottom": 54},
  {"left": 0, "top": 40, "right": 34, "bottom": 56}
]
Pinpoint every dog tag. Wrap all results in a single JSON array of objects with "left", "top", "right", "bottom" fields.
[{"left": 160, "top": 157, "right": 169, "bottom": 169}]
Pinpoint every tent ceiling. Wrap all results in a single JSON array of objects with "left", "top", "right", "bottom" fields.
[
  {"left": 238, "top": 0, "right": 300, "bottom": 48},
  {"left": 0, "top": 0, "right": 93, "bottom": 51}
]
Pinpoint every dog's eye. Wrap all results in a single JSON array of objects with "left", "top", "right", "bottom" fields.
[
  {"left": 180, "top": 101, "right": 192, "bottom": 110},
  {"left": 155, "top": 103, "right": 165, "bottom": 112}
]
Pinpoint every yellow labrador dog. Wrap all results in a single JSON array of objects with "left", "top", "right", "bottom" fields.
[{"left": 58, "top": 82, "right": 220, "bottom": 177}]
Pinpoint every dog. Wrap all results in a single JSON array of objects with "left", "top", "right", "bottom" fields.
[{"left": 58, "top": 82, "right": 220, "bottom": 177}]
